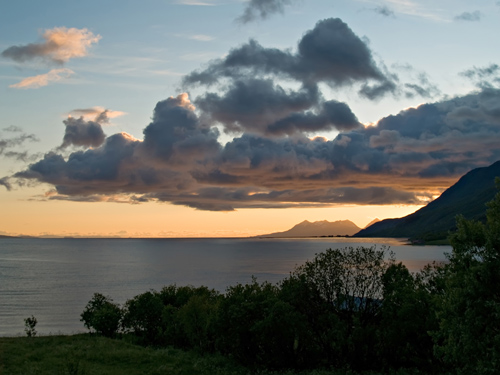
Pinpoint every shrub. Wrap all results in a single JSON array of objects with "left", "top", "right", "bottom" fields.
[
  {"left": 24, "top": 315, "right": 37, "bottom": 337},
  {"left": 80, "top": 293, "right": 122, "bottom": 337}
]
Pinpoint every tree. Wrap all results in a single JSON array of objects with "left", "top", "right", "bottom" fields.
[
  {"left": 433, "top": 179, "right": 500, "bottom": 374},
  {"left": 80, "top": 293, "right": 122, "bottom": 337},
  {"left": 290, "top": 245, "right": 394, "bottom": 370},
  {"left": 122, "top": 291, "right": 164, "bottom": 344},
  {"left": 215, "top": 277, "right": 300, "bottom": 369},
  {"left": 377, "top": 262, "right": 440, "bottom": 370}
]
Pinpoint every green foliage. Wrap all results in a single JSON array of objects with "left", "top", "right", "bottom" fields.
[
  {"left": 80, "top": 293, "right": 122, "bottom": 338},
  {"left": 433, "top": 179, "right": 500, "bottom": 374},
  {"left": 284, "top": 246, "right": 395, "bottom": 370},
  {"left": 118, "top": 285, "right": 221, "bottom": 349},
  {"left": 177, "top": 293, "right": 219, "bottom": 352},
  {"left": 378, "top": 262, "right": 440, "bottom": 370},
  {"left": 24, "top": 315, "right": 37, "bottom": 337},
  {"left": 122, "top": 291, "right": 164, "bottom": 344},
  {"left": 0, "top": 335, "right": 249, "bottom": 375}
]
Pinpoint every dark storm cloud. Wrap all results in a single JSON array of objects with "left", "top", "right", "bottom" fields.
[
  {"left": 184, "top": 18, "right": 390, "bottom": 90},
  {"left": 11, "top": 88, "right": 500, "bottom": 209},
  {"left": 195, "top": 79, "right": 323, "bottom": 134},
  {"left": 454, "top": 11, "right": 482, "bottom": 22},
  {"left": 149, "top": 185, "right": 424, "bottom": 211},
  {"left": 60, "top": 117, "right": 106, "bottom": 149},
  {"left": 236, "top": 0, "right": 297, "bottom": 23},
  {"left": 267, "top": 100, "right": 361, "bottom": 135},
  {"left": 7, "top": 18, "right": 500, "bottom": 211},
  {"left": 185, "top": 17, "right": 434, "bottom": 104},
  {"left": 142, "top": 94, "right": 220, "bottom": 162},
  {"left": 446, "top": 88, "right": 500, "bottom": 125}
]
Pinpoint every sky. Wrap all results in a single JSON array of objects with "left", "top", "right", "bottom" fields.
[{"left": 1, "top": 0, "right": 500, "bottom": 238}]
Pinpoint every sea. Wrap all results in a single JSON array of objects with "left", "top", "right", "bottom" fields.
[{"left": 0, "top": 237, "right": 450, "bottom": 337}]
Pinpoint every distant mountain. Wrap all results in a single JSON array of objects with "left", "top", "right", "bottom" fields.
[
  {"left": 259, "top": 220, "right": 361, "bottom": 238},
  {"left": 355, "top": 160, "right": 500, "bottom": 241},
  {"left": 364, "top": 219, "right": 380, "bottom": 228}
]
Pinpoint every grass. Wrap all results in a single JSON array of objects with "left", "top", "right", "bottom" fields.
[
  {"left": 0, "top": 334, "right": 442, "bottom": 375},
  {"left": 0, "top": 334, "right": 248, "bottom": 375}
]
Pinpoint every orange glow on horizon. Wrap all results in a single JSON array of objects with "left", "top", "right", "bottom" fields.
[{"left": 0, "top": 188, "right": 424, "bottom": 238}]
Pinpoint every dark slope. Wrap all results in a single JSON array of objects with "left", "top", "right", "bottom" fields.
[{"left": 355, "top": 160, "right": 500, "bottom": 240}]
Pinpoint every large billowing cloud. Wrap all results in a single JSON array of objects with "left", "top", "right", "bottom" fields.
[
  {"left": 60, "top": 117, "right": 106, "bottom": 149},
  {"left": 5, "top": 18, "right": 500, "bottom": 211},
  {"left": 2, "top": 27, "right": 101, "bottom": 65},
  {"left": 7, "top": 87, "right": 500, "bottom": 211},
  {"left": 59, "top": 108, "right": 125, "bottom": 149},
  {"left": 185, "top": 18, "right": 390, "bottom": 92},
  {"left": 184, "top": 17, "right": 435, "bottom": 109}
]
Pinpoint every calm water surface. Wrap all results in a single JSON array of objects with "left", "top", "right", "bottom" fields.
[{"left": 0, "top": 237, "right": 450, "bottom": 336}]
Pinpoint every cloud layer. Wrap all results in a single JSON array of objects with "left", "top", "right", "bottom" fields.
[
  {"left": 5, "top": 18, "right": 500, "bottom": 211},
  {"left": 9, "top": 87, "right": 500, "bottom": 210}
]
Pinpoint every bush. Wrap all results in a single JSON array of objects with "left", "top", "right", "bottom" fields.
[
  {"left": 24, "top": 315, "right": 37, "bottom": 337},
  {"left": 80, "top": 293, "right": 122, "bottom": 337}
]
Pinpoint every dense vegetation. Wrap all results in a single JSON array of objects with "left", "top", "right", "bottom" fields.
[{"left": 6, "top": 182, "right": 500, "bottom": 374}]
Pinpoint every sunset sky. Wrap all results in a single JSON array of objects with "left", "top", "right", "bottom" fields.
[{"left": 2, "top": 0, "right": 500, "bottom": 237}]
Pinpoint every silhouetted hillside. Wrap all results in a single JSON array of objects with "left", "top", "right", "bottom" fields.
[
  {"left": 259, "top": 220, "right": 361, "bottom": 238},
  {"left": 355, "top": 161, "right": 500, "bottom": 241}
]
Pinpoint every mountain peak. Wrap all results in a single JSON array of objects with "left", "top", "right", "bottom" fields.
[{"left": 259, "top": 219, "right": 360, "bottom": 238}]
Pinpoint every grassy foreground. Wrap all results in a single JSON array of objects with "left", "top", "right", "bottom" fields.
[
  {"left": 0, "top": 334, "right": 428, "bottom": 375},
  {"left": 0, "top": 334, "right": 249, "bottom": 375}
]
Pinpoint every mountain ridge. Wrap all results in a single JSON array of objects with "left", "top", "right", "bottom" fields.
[{"left": 355, "top": 160, "right": 500, "bottom": 241}]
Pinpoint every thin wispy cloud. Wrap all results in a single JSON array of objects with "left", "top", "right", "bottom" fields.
[
  {"left": 188, "top": 34, "right": 214, "bottom": 41},
  {"left": 9, "top": 68, "right": 74, "bottom": 89},
  {"left": 174, "top": 0, "right": 216, "bottom": 6},
  {"left": 174, "top": 33, "right": 214, "bottom": 42},
  {"left": 0, "top": 127, "right": 39, "bottom": 165},
  {"left": 384, "top": 0, "right": 448, "bottom": 22},
  {"left": 67, "top": 107, "right": 126, "bottom": 122}
]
